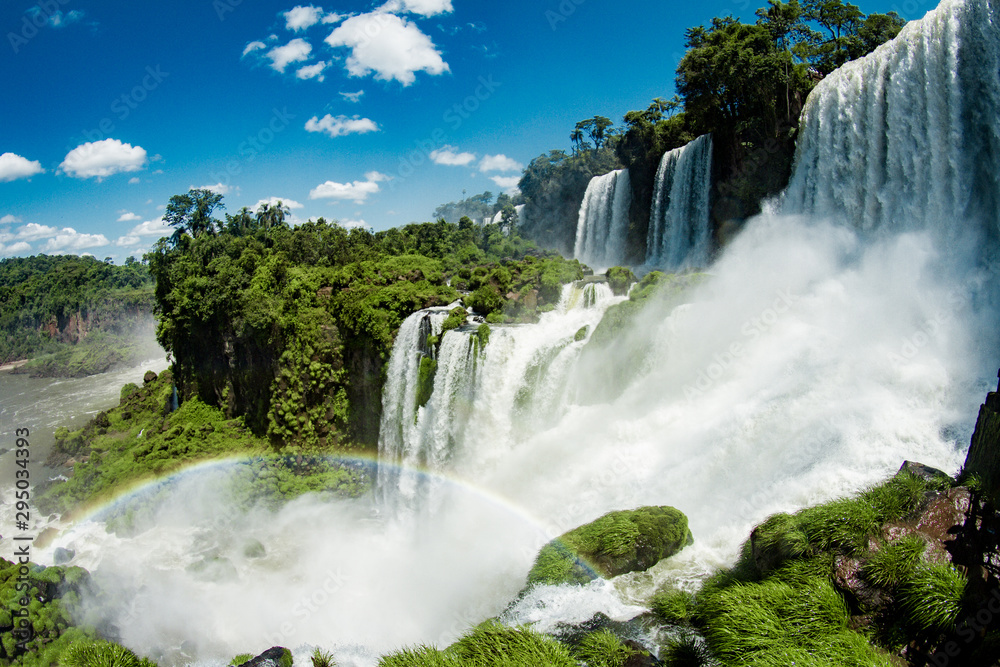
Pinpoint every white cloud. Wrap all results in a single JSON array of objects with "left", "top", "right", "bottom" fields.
[
  {"left": 0, "top": 241, "right": 31, "bottom": 256},
  {"left": 30, "top": 7, "right": 86, "bottom": 28},
  {"left": 130, "top": 219, "right": 171, "bottom": 237},
  {"left": 16, "top": 223, "right": 59, "bottom": 241},
  {"left": 267, "top": 38, "right": 312, "bottom": 72},
  {"left": 305, "top": 114, "right": 380, "bottom": 138},
  {"left": 490, "top": 175, "right": 521, "bottom": 193},
  {"left": 379, "top": 0, "right": 453, "bottom": 17},
  {"left": 0, "top": 215, "right": 21, "bottom": 224},
  {"left": 309, "top": 172, "right": 388, "bottom": 204},
  {"left": 284, "top": 5, "right": 323, "bottom": 30},
  {"left": 115, "top": 235, "right": 140, "bottom": 247},
  {"left": 296, "top": 61, "right": 328, "bottom": 81},
  {"left": 340, "top": 90, "right": 365, "bottom": 103},
  {"left": 430, "top": 145, "right": 476, "bottom": 166},
  {"left": 254, "top": 197, "right": 304, "bottom": 210},
  {"left": 325, "top": 12, "right": 449, "bottom": 86},
  {"left": 322, "top": 12, "right": 344, "bottom": 24},
  {"left": 194, "top": 183, "right": 232, "bottom": 195},
  {"left": 243, "top": 40, "right": 267, "bottom": 57},
  {"left": 128, "top": 177, "right": 140, "bottom": 184},
  {"left": 40, "top": 227, "right": 110, "bottom": 253},
  {"left": 60, "top": 139, "right": 147, "bottom": 179},
  {"left": 117, "top": 211, "right": 141, "bottom": 222},
  {"left": 479, "top": 154, "right": 523, "bottom": 173},
  {"left": 339, "top": 219, "right": 370, "bottom": 230},
  {"left": 0, "top": 153, "right": 44, "bottom": 182}
]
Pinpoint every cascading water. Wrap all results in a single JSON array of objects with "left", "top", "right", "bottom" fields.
[
  {"left": 573, "top": 169, "right": 632, "bottom": 270},
  {"left": 30, "top": 1, "right": 1000, "bottom": 664},
  {"left": 645, "top": 134, "right": 714, "bottom": 269},
  {"left": 780, "top": 0, "right": 1000, "bottom": 243}
]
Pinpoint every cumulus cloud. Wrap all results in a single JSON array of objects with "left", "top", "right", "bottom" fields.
[
  {"left": 60, "top": 140, "right": 147, "bottom": 179},
  {"left": 16, "top": 223, "right": 59, "bottom": 241},
  {"left": 379, "top": 0, "right": 453, "bottom": 16},
  {"left": 114, "top": 235, "right": 141, "bottom": 247},
  {"left": 0, "top": 153, "right": 44, "bottom": 182},
  {"left": 254, "top": 197, "right": 304, "bottom": 210},
  {"left": 310, "top": 172, "right": 389, "bottom": 204},
  {"left": 305, "top": 114, "right": 379, "bottom": 138},
  {"left": 490, "top": 175, "right": 521, "bottom": 193},
  {"left": 340, "top": 90, "right": 365, "bottom": 103},
  {"left": 194, "top": 183, "right": 232, "bottom": 195},
  {"left": 338, "top": 219, "right": 370, "bottom": 230},
  {"left": 284, "top": 5, "right": 323, "bottom": 30},
  {"left": 40, "top": 227, "right": 110, "bottom": 253},
  {"left": 479, "top": 154, "right": 523, "bottom": 173},
  {"left": 430, "top": 146, "right": 476, "bottom": 166},
  {"left": 0, "top": 241, "right": 31, "bottom": 256},
  {"left": 296, "top": 61, "right": 328, "bottom": 81},
  {"left": 267, "top": 38, "right": 312, "bottom": 72},
  {"left": 243, "top": 40, "right": 267, "bottom": 57},
  {"left": 0, "top": 215, "right": 21, "bottom": 224},
  {"left": 325, "top": 12, "right": 449, "bottom": 85},
  {"left": 117, "top": 211, "right": 141, "bottom": 222},
  {"left": 130, "top": 219, "right": 171, "bottom": 237}
]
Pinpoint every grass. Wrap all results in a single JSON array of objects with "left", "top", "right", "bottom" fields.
[
  {"left": 571, "top": 629, "right": 640, "bottom": 667},
  {"left": 650, "top": 588, "right": 695, "bottom": 624},
  {"left": 61, "top": 641, "right": 156, "bottom": 667},
  {"left": 310, "top": 648, "right": 336, "bottom": 667},
  {"left": 898, "top": 563, "right": 967, "bottom": 633},
  {"left": 379, "top": 622, "right": 576, "bottom": 667},
  {"left": 862, "top": 535, "right": 926, "bottom": 589},
  {"left": 660, "top": 633, "right": 712, "bottom": 667}
]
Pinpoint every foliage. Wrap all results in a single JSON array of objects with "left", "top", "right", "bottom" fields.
[
  {"left": 61, "top": 641, "right": 156, "bottom": 667},
  {"left": 898, "top": 564, "right": 967, "bottom": 633},
  {"left": 571, "top": 629, "right": 641, "bottom": 667},
  {"left": 229, "top": 654, "right": 256, "bottom": 666},
  {"left": 605, "top": 267, "right": 635, "bottom": 296},
  {"left": 861, "top": 535, "right": 926, "bottom": 589},
  {"left": 0, "top": 254, "right": 154, "bottom": 368},
  {"left": 651, "top": 588, "right": 696, "bottom": 624},
  {"left": 310, "top": 648, "right": 336, "bottom": 667},
  {"left": 526, "top": 506, "right": 690, "bottom": 586}
]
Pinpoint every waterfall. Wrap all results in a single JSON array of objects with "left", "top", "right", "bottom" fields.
[
  {"left": 378, "top": 281, "right": 625, "bottom": 506},
  {"left": 646, "top": 134, "right": 714, "bottom": 269},
  {"left": 573, "top": 169, "right": 632, "bottom": 269},
  {"left": 376, "top": 306, "right": 451, "bottom": 496},
  {"left": 781, "top": 0, "right": 1000, "bottom": 244}
]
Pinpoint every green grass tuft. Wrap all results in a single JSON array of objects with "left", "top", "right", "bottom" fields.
[
  {"left": 898, "top": 563, "right": 967, "bottom": 633},
  {"left": 660, "top": 633, "right": 712, "bottom": 667},
  {"left": 650, "top": 588, "right": 695, "bottom": 624},
  {"left": 571, "top": 629, "right": 638, "bottom": 667},
  {"left": 61, "top": 640, "right": 155, "bottom": 667},
  {"left": 862, "top": 535, "right": 926, "bottom": 589},
  {"left": 310, "top": 648, "right": 336, "bottom": 667}
]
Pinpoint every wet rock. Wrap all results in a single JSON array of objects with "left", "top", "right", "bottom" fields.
[
  {"left": 143, "top": 370, "right": 157, "bottom": 384},
  {"left": 237, "top": 647, "right": 292, "bottom": 667},
  {"left": 899, "top": 460, "right": 952, "bottom": 485},
  {"left": 53, "top": 547, "right": 75, "bottom": 565}
]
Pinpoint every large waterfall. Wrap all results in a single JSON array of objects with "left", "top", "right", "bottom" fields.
[
  {"left": 645, "top": 134, "right": 714, "bottom": 269},
  {"left": 33, "top": 1, "right": 1000, "bottom": 664},
  {"left": 573, "top": 169, "right": 632, "bottom": 269},
  {"left": 781, "top": 0, "right": 1000, "bottom": 243}
]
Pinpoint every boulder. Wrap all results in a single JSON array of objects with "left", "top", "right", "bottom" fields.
[
  {"left": 143, "top": 370, "right": 157, "bottom": 384},
  {"left": 53, "top": 547, "right": 75, "bottom": 565},
  {"left": 527, "top": 506, "right": 691, "bottom": 586},
  {"left": 962, "top": 369, "right": 1000, "bottom": 499},
  {"left": 236, "top": 647, "right": 293, "bottom": 667}
]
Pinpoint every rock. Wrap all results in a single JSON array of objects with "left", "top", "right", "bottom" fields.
[
  {"left": 237, "top": 647, "right": 293, "bottom": 667},
  {"left": 526, "top": 506, "right": 691, "bottom": 586},
  {"left": 143, "top": 370, "right": 157, "bottom": 384},
  {"left": 243, "top": 539, "right": 266, "bottom": 559},
  {"left": 186, "top": 555, "right": 239, "bottom": 582},
  {"left": 93, "top": 412, "right": 110, "bottom": 429},
  {"left": 53, "top": 547, "right": 75, "bottom": 565},
  {"left": 898, "top": 461, "right": 952, "bottom": 485},
  {"left": 962, "top": 369, "right": 1000, "bottom": 498}
]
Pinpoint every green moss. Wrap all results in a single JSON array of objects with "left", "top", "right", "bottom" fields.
[
  {"left": 526, "top": 506, "right": 690, "bottom": 586},
  {"left": 119, "top": 383, "right": 140, "bottom": 402},
  {"left": 605, "top": 267, "right": 635, "bottom": 296},
  {"left": 440, "top": 307, "right": 468, "bottom": 332},
  {"left": 574, "top": 326, "right": 589, "bottom": 342},
  {"left": 278, "top": 648, "right": 293, "bottom": 667},
  {"left": 229, "top": 654, "right": 256, "bottom": 666},
  {"left": 485, "top": 312, "right": 505, "bottom": 324},
  {"left": 475, "top": 324, "right": 491, "bottom": 348},
  {"left": 415, "top": 356, "right": 438, "bottom": 409}
]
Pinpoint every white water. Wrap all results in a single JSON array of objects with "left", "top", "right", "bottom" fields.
[
  {"left": 573, "top": 169, "right": 632, "bottom": 270},
  {"left": 30, "top": 0, "right": 1000, "bottom": 664},
  {"left": 646, "top": 134, "right": 714, "bottom": 269}
]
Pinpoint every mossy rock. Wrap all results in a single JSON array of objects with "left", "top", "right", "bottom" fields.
[
  {"left": 526, "top": 506, "right": 691, "bottom": 586},
  {"left": 605, "top": 267, "right": 635, "bottom": 297}
]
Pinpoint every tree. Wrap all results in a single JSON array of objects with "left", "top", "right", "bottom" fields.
[
  {"left": 803, "top": 0, "right": 864, "bottom": 73},
  {"left": 164, "top": 189, "right": 225, "bottom": 245},
  {"left": 256, "top": 201, "right": 290, "bottom": 230},
  {"left": 500, "top": 204, "right": 518, "bottom": 235}
]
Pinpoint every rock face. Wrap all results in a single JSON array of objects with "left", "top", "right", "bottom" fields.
[
  {"left": 962, "top": 369, "right": 1000, "bottom": 499},
  {"left": 236, "top": 647, "right": 292, "bottom": 667},
  {"left": 527, "top": 506, "right": 692, "bottom": 586}
]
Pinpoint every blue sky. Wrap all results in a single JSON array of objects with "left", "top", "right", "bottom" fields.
[{"left": 0, "top": 0, "right": 919, "bottom": 262}]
